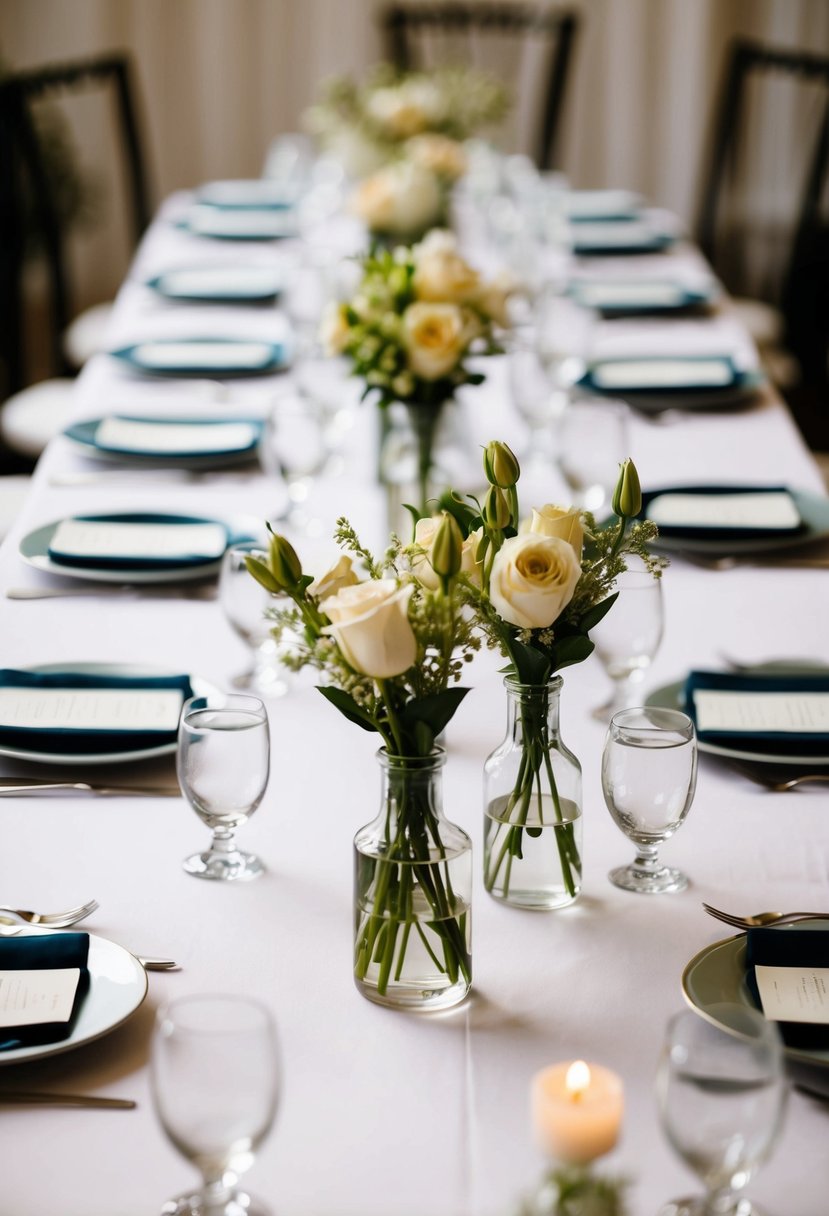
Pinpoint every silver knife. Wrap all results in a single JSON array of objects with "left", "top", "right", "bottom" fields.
[
  {"left": 6, "top": 585, "right": 217, "bottom": 601},
  {"left": 0, "top": 780, "right": 181, "bottom": 796},
  {"left": 0, "top": 1091, "right": 136, "bottom": 1109}
]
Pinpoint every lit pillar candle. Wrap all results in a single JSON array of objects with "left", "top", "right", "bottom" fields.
[{"left": 531, "top": 1060, "right": 624, "bottom": 1165}]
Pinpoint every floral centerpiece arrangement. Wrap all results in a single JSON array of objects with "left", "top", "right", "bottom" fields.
[
  {"left": 246, "top": 513, "right": 481, "bottom": 1011},
  {"left": 439, "top": 442, "right": 662, "bottom": 909},
  {"left": 322, "top": 230, "right": 510, "bottom": 514}
]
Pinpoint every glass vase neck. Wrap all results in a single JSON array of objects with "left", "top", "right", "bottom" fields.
[{"left": 503, "top": 675, "right": 563, "bottom": 734}]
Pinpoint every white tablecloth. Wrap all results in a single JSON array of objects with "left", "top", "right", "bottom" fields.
[{"left": 2, "top": 193, "right": 828, "bottom": 1216}]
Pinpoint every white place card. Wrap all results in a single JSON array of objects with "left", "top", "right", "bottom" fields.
[
  {"left": 0, "top": 687, "right": 184, "bottom": 732},
  {"left": 188, "top": 206, "right": 295, "bottom": 238},
  {"left": 158, "top": 268, "right": 282, "bottom": 298},
  {"left": 574, "top": 221, "right": 658, "bottom": 248},
  {"left": 0, "top": 968, "right": 80, "bottom": 1028},
  {"left": 575, "top": 281, "right": 687, "bottom": 309},
  {"left": 647, "top": 491, "right": 801, "bottom": 531},
  {"left": 755, "top": 965, "right": 829, "bottom": 1024},
  {"left": 692, "top": 690, "right": 829, "bottom": 734},
  {"left": 49, "top": 519, "right": 227, "bottom": 563},
  {"left": 130, "top": 341, "right": 274, "bottom": 370},
  {"left": 591, "top": 358, "right": 734, "bottom": 390},
  {"left": 96, "top": 418, "right": 258, "bottom": 455}
]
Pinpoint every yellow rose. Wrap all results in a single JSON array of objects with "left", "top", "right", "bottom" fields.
[
  {"left": 490, "top": 533, "right": 581, "bottom": 629},
  {"left": 319, "top": 302, "right": 350, "bottom": 357},
  {"left": 413, "top": 230, "right": 480, "bottom": 304},
  {"left": 403, "top": 301, "right": 466, "bottom": 380},
  {"left": 321, "top": 579, "right": 417, "bottom": 678},
  {"left": 308, "top": 555, "right": 359, "bottom": 601},
  {"left": 525, "top": 505, "right": 584, "bottom": 561}
]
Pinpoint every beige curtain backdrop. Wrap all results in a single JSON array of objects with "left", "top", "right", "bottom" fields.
[{"left": 2, "top": 0, "right": 828, "bottom": 317}]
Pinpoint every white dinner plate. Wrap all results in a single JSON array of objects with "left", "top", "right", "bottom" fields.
[
  {"left": 180, "top": 206, "right": 298, "bottom": 240},
  {"left": 194, "top": 180, "right": 295, "bottom": 209},
  {"left": 0, "top": 927, "right": 148, "bottom": 1066},
  {"left": 19, "top": 511, "right": 261, "bottom": 584},
  {"left": 147, "top": 266, "right": 283, "bottom": 304},
  {"left": 62, "top": 416, "right": 264, "bottom": 469},
  {"left": 0, "top": 662, "right": 217, "bottom": 765}
]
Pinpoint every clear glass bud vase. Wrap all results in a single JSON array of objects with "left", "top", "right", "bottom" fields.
[
  {"left": 354, "top": 749, "right": 472, "bottom": 1011},
  {"left": 484, "top": 676, "right": 582, "bottom": 910}
]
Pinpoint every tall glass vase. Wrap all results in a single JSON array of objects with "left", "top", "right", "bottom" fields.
[
  {"left": 354, "top": 749, "right": 472, "bottom": 1011},
  {"left": 484, "top": 676, "right": 582, "bottom": 910},
  {"left": 379, "top": 399, "right": 451, "bottom": 537}
]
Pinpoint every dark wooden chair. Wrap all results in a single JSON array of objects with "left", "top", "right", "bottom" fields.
[
  {"left": 380, "top": 3, "right": 579, "bottom": 170},
  {"left": 0, "top": 52, "right": 152, "bottom": 399}
]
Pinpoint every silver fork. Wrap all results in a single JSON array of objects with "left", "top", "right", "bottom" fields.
[
  {"left": 702, "top": 902, "right": 829, "bottom": 930},
  {"left": 0, "top": 899, "right": 99, "bottom": 928}
]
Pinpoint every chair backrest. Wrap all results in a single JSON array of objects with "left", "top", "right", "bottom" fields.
[
  {"left": 696, "top": 38, "right": 829, "bottom": 312},
  {"left": 0, "top": 52, "right": 151, "bottom": 395},
  {"left": 380, "top": 4, "right": 578, "bottom": 170}
]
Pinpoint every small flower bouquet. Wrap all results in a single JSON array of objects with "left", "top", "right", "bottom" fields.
[
  {"left": 246, "top": 514, "right": 481, "bottom": 1010},
  {"left": 441, "top": 442, "right": 663, "bottom": 907},
  {"left": 322, "top": 231, "right": 510, "bottom": 513}
]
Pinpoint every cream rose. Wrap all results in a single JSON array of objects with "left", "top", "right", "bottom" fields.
[
  {"left": 321, "top": 579, "right": 417, "bottom": 678},
  {"left": 490, "top": 533, "right": 581, "bottom": 630},
  {"left": 309, "top": 554, "right": 359, "bottom": 601},
  {"left": 319, "top": 302, "right": 350, "bottom": 357},
  {"left": 403, "top": 301, "right": 466, "bottom": 380},
  {"left": 475, "top": 272, "right": 514, "bottom": 328},
  {"left": 350, "top": 162, "right": 442, "bottom": 237},
  {"left": 367, "top": 80, "right": 444, "bottom": 138},
  {"left": 524, "top": 505, "right": 584, "bottom": 561},
  {"left": 413, "top": 230, "right": 480, "bottom": 304},
  {"left": 412, "top": 518, "right": 483, "bottom": 590},
  {"left": 406, "top": 133, "right": 467, "bottom": 181}
]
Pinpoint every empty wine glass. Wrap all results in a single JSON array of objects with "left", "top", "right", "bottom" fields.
[
  {"left": 219, "top": 545, "right": 290, "bottom": 699},
  {"left": 656, "top": 1006, "right": 787, "bottom": 1216},
  {"left": 260, "top": 388, "right": 327, "bottom": 533},
  {"left": 506, "top": 332, "right": 565, "bottom": 459},
  {"left": 555, "top": 396, "right": 628, "bottom": 514},
  {"left": 177, "top": 693, "right": 270, "bottom": 881},
  {"left": 601, "top": 706, "right": 697, "bottom": 894},
  {"left": 591, "top": 558, "right": 664, "bottom": 721},
  {"left": 536, "top": 289, "right": 595, "bottom": 403},
  {"left": 151, "top": 994, "right": 280, "bottom": 1216}
]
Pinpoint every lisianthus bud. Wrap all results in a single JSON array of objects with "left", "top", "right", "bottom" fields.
[
  {"left": 268, "top": 532, "right": 302, "bottom": 589},
  {"left": 612, "top": 459, "right": 642, "bottom": 518},
  {"left": 483, "top": 440, "right": 520, "bottom": 489},
  {"left": 483, "top": 484, "right": 511, "bottom": 530},
  {"left": 431, "top": 512, "right": 463, "bottom": 580}
]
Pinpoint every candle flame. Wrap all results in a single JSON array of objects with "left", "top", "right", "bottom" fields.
[{"left": 565, "top": 1060, "right": 590, "bottom": 1100}]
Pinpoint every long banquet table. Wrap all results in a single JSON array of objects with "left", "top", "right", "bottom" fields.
[{"left": 2, "top": 189, "right": 829, "bottom": 1216}]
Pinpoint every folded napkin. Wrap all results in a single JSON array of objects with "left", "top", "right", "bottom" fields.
[
  {"left": 746, "top": 926, "right": 829, "bottom": 1050},
  {"left": 0, "top": 669, "right": 192, "bottom": 754},
  {"left": 47, "top": 512, "right": 234, "bottom": 571},
  {"left": 0, "top": 933, "right": 89, "bottom": 1049},
  {"left": 685, "top": 670, "right": 829, "bottom": 757},
  {"left": 641, "top": 485, "right": 804, "bottom": 541}
]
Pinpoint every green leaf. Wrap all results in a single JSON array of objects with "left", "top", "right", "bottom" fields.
[
  {"left": 435, "top": 490, "right": 478, "bottom": 536},
  {"left": 549, "top": 636, "right": 595, "bottom": 670},
  {"left": 399, "top": 687, "right": 470, "bottom": 737},
  {"left": 578, "top": 592, "right": 619, "bottom": 633},
  {"left": 413, "top": 720, "right": 434, "bottom": 755},
  {"left": 508, "top": 641, "right": 552, "bottom": 686},
  {"left": 316, "top": 686, "right": 378, "bottom": 733}
]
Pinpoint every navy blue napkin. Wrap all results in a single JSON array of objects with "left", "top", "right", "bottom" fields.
[
  {"left": 0, "top": 933, "right": 89, "bottom": 1049},
  {"left": 47, "top": 512, "right": 234, "bottom": 571},
  {"left": 640, "top": 485, "right": 805, "bottom": 542},
  {"left": 0, "top": 669, "right": 192, "bottom": 754},
  {"left": 684, "top": 670, "right": 829, "bottom": 757},
  {"left": 746, "top": 926, "right": 829, "bottom": 1050}
]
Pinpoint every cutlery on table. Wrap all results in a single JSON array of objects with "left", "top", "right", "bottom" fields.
[
  {"left": 702, "top": 902, "right": 829, "bottom": 930},
  {"left": 6, "top": 585, "right": 217, "bottom": 601},
  {"left": 0, "top": 781, "right": 181, "bottom": 797},
  {"left": 138, "top": 957, "right": 180, "bottom": 971},
  {"left": 0, "top": 898, "right": 98, "bottom": 928},
  {"left": 0, "top": 1091, "right": 135, "bottom": 1109},
  {"left": 727, "top": 763, "right": 829, "bottom": 792}
]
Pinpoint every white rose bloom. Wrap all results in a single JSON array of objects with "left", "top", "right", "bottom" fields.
[
  {"left": 461, "top": 526, "right": 484, "bottom": 584},
  {"left": 490, "top": 533, "right": 581, "bottom": 630},
  {"left": 321, "top": 579, "right": 417, "bottom": 678},
  {"left": 411, "top": 516, "right": 442, "bottom": 590},
  {"left": 350, "top": 162, "right": 442, "bottom": 236},
  {"left": 413, "top": 235, "right": 480, "bottom": 304},
  {"left": 402, "top": 301, "right": 466, "bottom": 380},
  {"left": 308, "top": 554, "right": 359, "bottom": 601},
  {"left": 319, "top": 302, "right": 350, "bottom": 357},
  {"left": 367, "top": 80, "right": 446, "bottom": 138},
  {"left": 327, "top": 128, "right": 389, "bottom": 180},
  {"left": 475, "top": 272, "right": 515, "bottom": 328},
  {"left": 406, "top": 133, "right": 467, "bottom": 181},
  {"left": 524, "top": 505, "right": 584, "bottom": 561}
]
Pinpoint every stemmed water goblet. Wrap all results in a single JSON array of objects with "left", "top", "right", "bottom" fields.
[
  {"left": 151, "top": 994, "right": 280, "bottom": 1216},
  {"left": 555, "top": 396, "right": 628, "bottom": 514},
  {"left": 656, "top": 1006, "right": 787, "bottom": 1216},
  {"left": 177, "top": 692, "right": 270, "bottom": 881},
  {"left": 601, "top": 706, "right": 697, "bottom": 893},
  {"left": 219, "top": 544, "right": 290, "bottom": 699},
  {"left": 260, "top": 388, "right": 327, "bottom": 533},
  {"left": 591, "top": 557, "right": 664, "bottom": 721}
]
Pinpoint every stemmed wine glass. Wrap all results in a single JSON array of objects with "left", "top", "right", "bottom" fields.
[
  {"left": 151, "top": 994, "right": 280, "bottom": 1216},
  {"left": 601, "top": 706, "right": 697, "bottom": 893},
  {"left": 177, "top": 693, "right": 270, "bottom": 881},
  {"left": 656, "top": 1006, "right": 787, "bottom": 1215},
  {"left": 555, "top": 396, "right": 628, "bottom": 514},
  {"left": 219, "top": 544, "right": 290, "bottom": 698},
  {"left": 259, "top": 388, "right": 327, "bottom": 533},
  {"left": 591, "top": 558, "right": 664, "bottom": 721}
]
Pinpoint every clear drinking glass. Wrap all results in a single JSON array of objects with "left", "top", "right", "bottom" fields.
[
  {"left": 177, "top": 693, "right": 270, "bottom": 881},
  {"left": 506, "top": 334, "right": 564, "bottom": 458},
  {"left": 601, "top": 706, "right": 697, "bottom": 894},
  {"left": 219, "top": 545, "right": 289, "bottom": 698},
  {"left": 555, "top": 396, "right": 628, "bottom": 514},
  {"left": 591, "top": 558, "right": 664, "bottom": 721},
  {"left": 260, "top": 388, "right": 327, "bottom": 533},
  {"left": 151, "top": 994, "right": 279, "bottom": 1216},
  {"left": 656, "top": 1007, "right": 787, "bottom": 1216}
]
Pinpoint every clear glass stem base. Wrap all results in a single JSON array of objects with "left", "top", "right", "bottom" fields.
[
  {"left": 184, "top": 832, "right": 264, "bottom": 882},
  {"left": 657, "top": 1197, "right": 764, "bottom": 1216},
  {"left": 609, "top": 856, "right": 688, "bottom": 894},
  {"left": 161, "top": 1186, "right": 270, "bottom": 1216}
]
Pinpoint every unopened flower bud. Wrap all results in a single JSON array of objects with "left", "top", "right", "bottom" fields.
[
  {"left": 245, "top": 556, "right": 284, "bottom": 595},
  {"left": 268, "top": 532, "right": 302, "bottom": 588},
  {"left": 483, "top": 484, "right": 511, "bottom": 530},
  {"left": 611, "top": 459, "right": 642, "bottom": 518},
  {"left": 431, "top": 512, "right": 463, "bottom": 580},
  {"left": 483, "top": 440, "right": 520, "bottom": 488}
]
